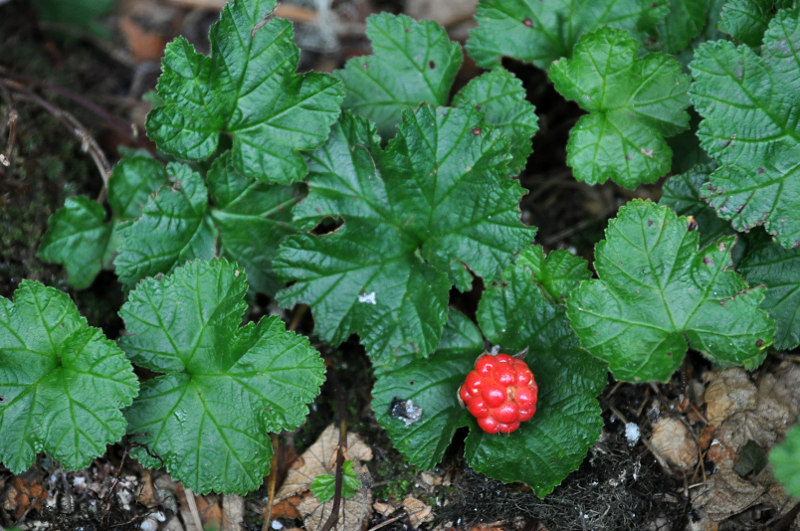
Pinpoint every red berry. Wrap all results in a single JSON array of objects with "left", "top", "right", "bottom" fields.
[{"left": 458, "top": 352, "right": 538, "bottom": 434}]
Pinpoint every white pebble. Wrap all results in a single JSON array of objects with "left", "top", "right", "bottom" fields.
[{"left": 625, "top": 422, "right": 640, "bottom": 446}]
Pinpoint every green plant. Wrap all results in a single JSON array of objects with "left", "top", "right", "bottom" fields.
[{"left": 3, "top": 0, "right": 800, "bottom": 506}]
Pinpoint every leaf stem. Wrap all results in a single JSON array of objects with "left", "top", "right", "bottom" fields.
[
  {"left": 261, "top": 433, "right": 280, "bottom": 531},
  {"left": 319, "top": 362, "right": 348, "bottom": 531}
]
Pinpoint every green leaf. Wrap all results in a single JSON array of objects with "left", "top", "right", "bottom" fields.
[
  {"left": 566, "top": 200, "right": 775, "bottom": 382},
  {"left": 689, "top": 9, "right": 800, "bottom": 248},
  {"left": 452, "top": 68, "right": 539, "bottom": 176},
  {"left": 660, "top": 164, "right": 737, "bottom": 248},
  {"left": 40, "top": 151, "right": 169, "bottom": 289},
  {"left": 466, "top": 0, "right": 668, "bottom": 69},
  {"left": 549, "top": 27, "right": 691, "bottom": 188},
  {"left": 276, "top": 108, "right": 535, "bottom": 366},
  {"left": 310, "top": 460, "right": 362, "bottom": 502},
  {"left": 738, "top": 231, "right": 800, "bottom": 350},
  {"left": 373, "top": 250, "right": 606, "bottom": 497},
  {"left": 471, "top": 251, "right": 606, "bottom": 497},
  {"left": 207, "top": 155, "right": 302, "bottom": 295},
  {"left": 336, "top": 13, "right": 462, "bottom": 137},
  {"left": 770, "top": 419, "right": 800, "bottom": 498},
  {"left": 718, "top": 0, "right": 793, "bottom": 46},
  {"left": 108, "top": 150, "right": 169, "bottom": 220},
  {"left": 115, "top": 156, "right": 300, "bottom": 293},
  {"left": 649, "top": 0, "right": 708, "bottom": 52},
  {"left": 145, "top": 0, "right": 343, "bottom": 183},
  {"left": 39, "top": 197, "right": 113, "bottom": 289},
  {"left": 517, "top": 245, "right": 592, "bottom": 303},
  {"left": 119, "top": 259, "right": 325, "bottom": 494},
  {"left": 0, "top": 281, "right": 138, "bottom": 473},
  {"left": 115, "top": 163, "right": 217, "bottom": 289},
  {"left": 372, "top": 311, "right": 481, "bottom": 469}
]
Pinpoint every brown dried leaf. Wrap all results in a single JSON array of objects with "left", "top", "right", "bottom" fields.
[
  {"left": 693, "top": 362, "right": 800, "bottom": 524},
  {"left": 693, "top": 468, "right": 771, "bottom": 521},
  {"left": 648, "top": 416, "right": 698, "bottom": 472},
  {"left": 704, "top": 368, "right": 757, "bottom": 427},
  {"left": 275, "top": 424, "right": 373, "bottom": 531},
  {"left": 402, "top": 495, "right": 434, "bottom": 527}
]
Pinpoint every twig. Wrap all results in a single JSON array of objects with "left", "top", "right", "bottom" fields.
[
  {"left": 288, "top": 304, "right": 308, "bottom": 332},
  {"left": 0, "top": 77, "right": 112, "bottom": 198},
  {"left": 0, "top": 84, "right": 17, "bottom": 171},
  {"left": 183, "top": 486, "right": 204, "bottom": 530},
  {"left": 319, "top": 364, "right": 348, "bottom": 531},
  {"left": 365, "top": 512, "right": 405, "bottom": 531},
  {"left": 0, "top": 66, "right": 144, "bottom": 149},
  {"left": 261, "top": 433, "right": 280, "bottom": 531}
]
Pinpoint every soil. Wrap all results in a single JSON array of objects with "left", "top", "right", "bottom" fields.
[{"left": 0, "top": 1, "right": 798, "bottom": 530}]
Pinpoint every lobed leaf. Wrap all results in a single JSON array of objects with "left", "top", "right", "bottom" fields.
[
  {"left": 0, "top": 282, "right": 138, "bottom": 473},
  {"left": 39, "top": 197, "right": 113, "bottom": 289},
  {"left": 718, "top": 0, "right": 793, "bottom": 46},
  {"left": 452, "top": 68, "right": 539, "bottom": 175},
  {"left": 466, "top": 0, "right": 668, "bottom": 69},
  {"left": 549, "top": 27, "right": 691, "bottom": 187},
  {"left": 115, "top": 156, "right": 300, "bottom": 292},
  {"left": 516, "top": 245, "right": 592, "bottom": 303},
  {"left": 471, "top": 266, "right": 606, "bottom": 496},
  {"left": 738, "top": 231, "right": 800, "bottom": 350},
  {"left": 40, "top": 151, "right": 168, "bottom": 289},
  {"left": 336, "top": 13, "right": 462, "bottom": 137},
  {"left": 310, "top": 460, "right": 362, "bottom": 502},
  {"left": 115, "top": 163, "right": 217, "bottom": 289},
  {"left": 276, "top": 108, "right": 535, "bottom": 366},
  {"left": 146, "top": 0, "right": 343, "bottom": 183},
  {"left": 660, "top": 164, "right": 737, "bottom": 248},
  {"left": 690, "top": 8, "right": 800, "bottom": 248},
  {"left": 374, "top": 248, "right": 606, "bottom": 497},
  {"left": 119, "top": 259, "right": 325, "bottom": 494},
  {"left": 567, "top": 200, "right": 775, "bottom": 382},
  {"left": 372, "top": 311, "right": 480, "bottom": 469},
  {"left": 649, "top": 0, "right": 708, "bottom": 53}
]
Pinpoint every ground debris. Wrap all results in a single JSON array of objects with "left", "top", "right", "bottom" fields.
[
  {"left": 691, "top": 361, "right": 800, "bottom": 527},
  {"left": 274, "top": 424, "right": 373, "bottom": 531}
]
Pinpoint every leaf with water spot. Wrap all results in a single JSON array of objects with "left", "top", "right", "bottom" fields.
[{"left": 275, "top": 108, "right": 534, "bottom": 368}]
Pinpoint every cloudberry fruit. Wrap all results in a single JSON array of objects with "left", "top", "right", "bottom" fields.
[{"left": 458, "top": 352, "right": 538, "bottom": 434}]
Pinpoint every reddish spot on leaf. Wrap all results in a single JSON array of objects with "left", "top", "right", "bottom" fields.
[
  {"left": 471, "top": 128, "right": 482, "bottom": 136},
  {"left": 523, "top": 17, "right": 534, "bottom": 27}
]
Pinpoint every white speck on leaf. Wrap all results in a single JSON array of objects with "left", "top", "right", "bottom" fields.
[
  {"left": 358, "top": 291, "right": 376, "bottom": 304},
  {"left": 640, "top": 147, "right": 654, "bottom": 158}
]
